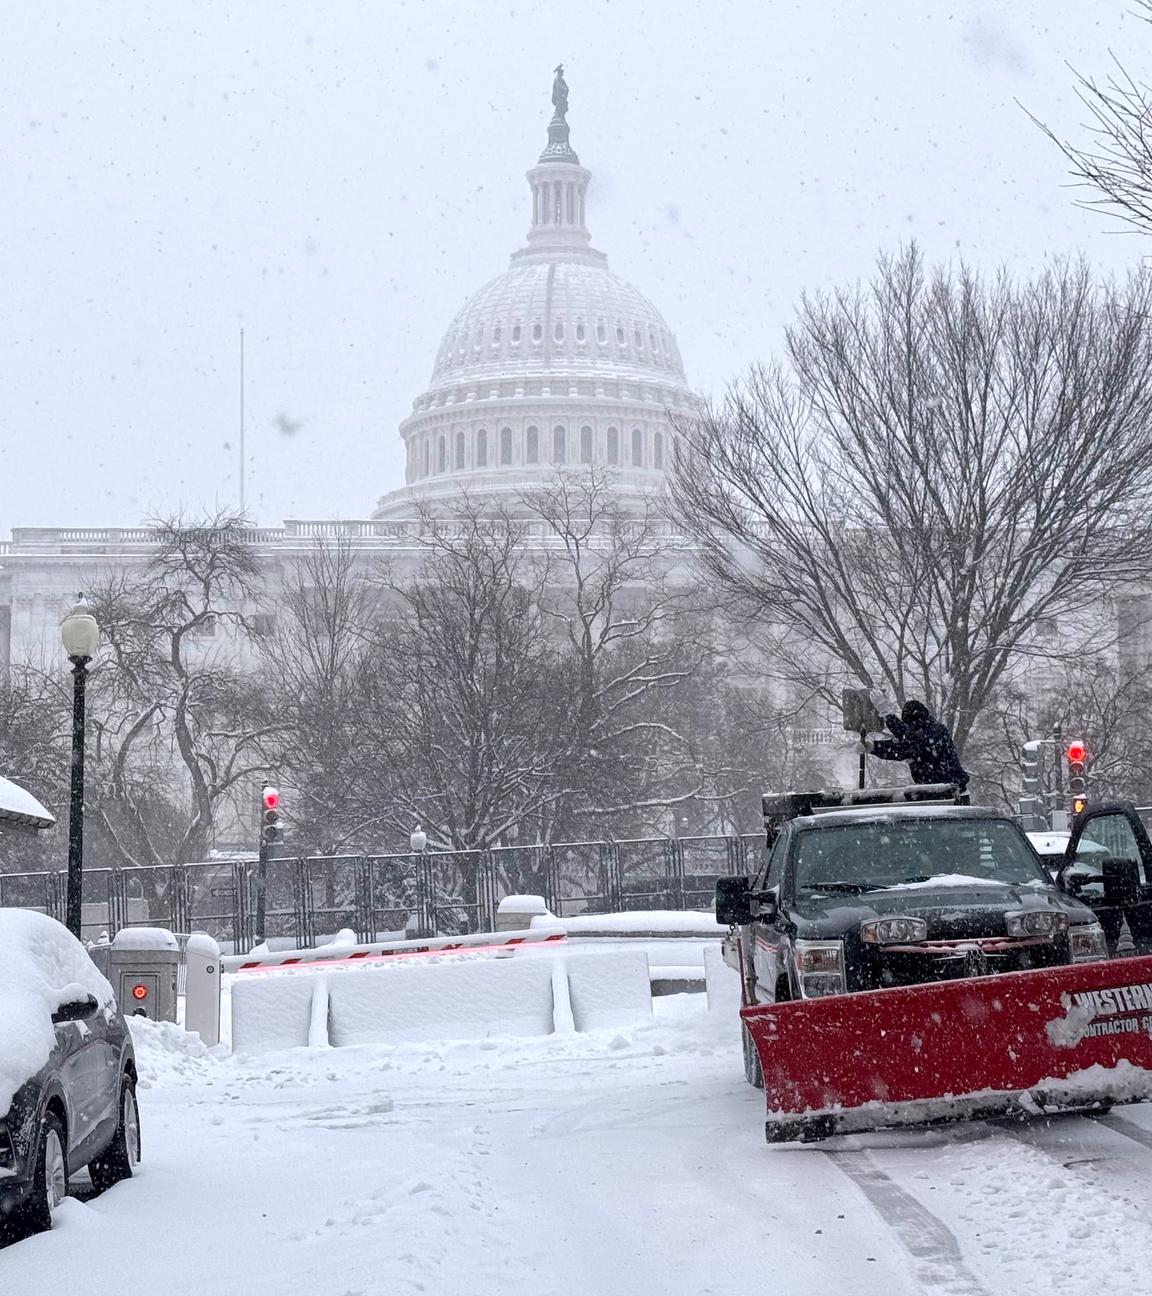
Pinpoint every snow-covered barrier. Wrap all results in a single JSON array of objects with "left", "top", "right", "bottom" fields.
[
  {"left": 231, "top": 971, "right": 320, "bottom": 1054},
  {"left": 566, "top": 950, "right": 652, "bottom": 1032},
  {"left": 228, "top": 947, "right": 653, "bottom": 1054},
  {"left": 327, "top": 957, "right": 556, "bottom": 1046}
]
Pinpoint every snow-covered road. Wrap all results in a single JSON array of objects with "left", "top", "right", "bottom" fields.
[{"left": 7, "top": 995, "right": 1152, "bottom": 1295}]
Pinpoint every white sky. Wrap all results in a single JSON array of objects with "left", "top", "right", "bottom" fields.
[{"left": 0, "top": 0, "right": 1145, "bottom": 533}]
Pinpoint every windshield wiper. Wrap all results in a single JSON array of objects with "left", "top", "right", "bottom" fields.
[{"left": 808, "top": 881, "right": 876, "bottom": 894}]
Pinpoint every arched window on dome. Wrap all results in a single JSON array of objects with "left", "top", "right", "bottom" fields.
[
  {"left": 532, "top": 323, "right": 543, "bottom": 343},
  {"left": 437, "top": 436, "right": 446, "bottom": 474},
  {"left": 616, "top": 326, "right": 626, "bottom": 347},
  {"left": 580, "top": 425, "right": 593, "bottom": 465},
  {"left": 512, "top": 324, "right": 522, "bottom": 345},
  {"left": 493, "top": 325, "right": 502, "bottom": 347},
  {"left": 653, "top": 432, "right": 664, "bottom": 470},
  {"left": 635, "top": 328, "right": 644, "bottom": 349},
  {"left": 526, "top": 426, "right": 539, "bottom": 465},
  {"left": 500, "top": 426, "right": 512, "bottom": 465},
  {"left": 631, "top": 427, "right": 644, "bottom": 467},
  {"left": 553, "top": 426, "right": 566, "bottom": 465},
  {"left": 597, "top": 322, "right": 607, "bottom": 345},
  {"left": 607, "top": 427, "right": 619, "bottom": 466},
  {"left": 476, "top": 428, "right": 488, "bottom": 468},
  {"left": 554, "top": 321, "right": 564, "bottom": 342},
  {"left": 649, "top": 327, "right": 658, "bottom": 353},
  {"left": 576, "top": 322, "right": 586, "bottom": 343},
  {"left": 455, "top": 430, "right": 466, "bottom": 470}
]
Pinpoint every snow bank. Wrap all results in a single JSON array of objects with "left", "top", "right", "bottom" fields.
[
  {"left": 0, "top": 909, "right": 115, "bottom": 1110},
  {"left": 328, "top": 957, "right": 556, "bottom": 1045},
  {"left": 231, "top": 970, "right": 321, "bottom": 1054},
  {"left": 128, "top": 1015, "right": 218, "bottom": 1087},
  {"left": 566, "top": 950, "right": 652, "bottom": 1031}
]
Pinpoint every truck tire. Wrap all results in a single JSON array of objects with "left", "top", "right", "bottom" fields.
[{"left": 742, "top": 1022, "right": 764, "bottom": 1089}]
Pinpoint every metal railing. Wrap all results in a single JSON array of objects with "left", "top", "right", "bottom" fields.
[{"left": 0, "top": 834, "right": 761, "bottom": 953}]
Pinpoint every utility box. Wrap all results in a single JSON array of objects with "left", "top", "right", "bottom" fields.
[
  {"left": 495, "top": 894, "right": 552, "bottom": 932},
  {"left": 184, "top": 932, "right": 222, "bottom": 1048},
  {"left": 90, "top": 927, "right": 180, "bottom": 1022}
]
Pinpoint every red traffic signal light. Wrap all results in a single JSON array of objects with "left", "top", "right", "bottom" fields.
[
  {"left": 1066, "top": 742, "right": 1087, "bottom": 765},
  {"left": 262, "top": 786, "right": 280, "bottom": 811}
]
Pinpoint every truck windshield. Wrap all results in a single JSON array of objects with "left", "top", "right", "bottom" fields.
[{"left": 792, "top": 818, "right": 1049, "bottom": 894}]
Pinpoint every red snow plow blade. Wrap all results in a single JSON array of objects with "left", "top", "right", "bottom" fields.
[{"left": 743, "top": 955, "right": 1152, "bottom": 1143}]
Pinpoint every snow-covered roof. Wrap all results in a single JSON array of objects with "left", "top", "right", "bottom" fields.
[
  {"left": 0, "top": 775, "right": 55, "bottom": 832},
  {"left": 0, "top": 909, "right": 115, "bottom": 1112}
]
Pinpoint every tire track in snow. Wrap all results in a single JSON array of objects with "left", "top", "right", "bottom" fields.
[
  {"left": 824, "top": 1150, "right": 992, "bottom": 1296},
  {"left": 998, "top": 1111, "right": 1152, "bottom": 1195}
]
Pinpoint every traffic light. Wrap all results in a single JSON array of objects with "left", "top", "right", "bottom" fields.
[
  {"left": 261, "top": 785, "right": 281, "bottom": 847},
  {"left": 1066, "top": 741, "right": 1088, "bottom": 816},
  {"left": 1018, "top": 741, "right": 1045, "bottom": 829}
]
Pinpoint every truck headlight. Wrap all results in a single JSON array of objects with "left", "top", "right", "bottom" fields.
[
  {"left": 1005, "top": 910, "right": 1069, "bottom": 938},
  {"left": 860, "top": 917, "right": 928, "bottom": 944},
  {"left": 1070, "top": 922, "right": 1108, "bottom": 964},
  {"left": 794, "top": 940, "right": 847, "bottom": 998}
]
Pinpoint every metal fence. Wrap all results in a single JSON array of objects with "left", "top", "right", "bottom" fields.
[{"left": 0, "top": 834, "right": 763, "bottom": 953}]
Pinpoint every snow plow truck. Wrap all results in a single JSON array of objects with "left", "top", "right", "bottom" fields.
[{"left": 716, "top": 783, "right": 1152, "bottom": 1143}]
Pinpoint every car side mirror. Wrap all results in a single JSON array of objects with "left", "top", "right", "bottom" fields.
[
  {"left": 1102, "top": 857, "right": 1142, "bottom": 906},
  {"left": 716, "top": 875, "right": 753, "bottom": 926},
  {"left": 52, "top": 994, "right": 98, "bottom": 1024}
]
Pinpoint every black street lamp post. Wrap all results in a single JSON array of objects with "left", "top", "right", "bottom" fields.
[{"left": 60, "top": 598, "right": 100, "bottom": 939}]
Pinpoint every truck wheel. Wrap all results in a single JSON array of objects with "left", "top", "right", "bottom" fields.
[
  {"left": 742, "top": 1022, "right": 764, "bottom": 1089},
  {"left": 89, "top": 1076, "right": 141, "bottom": 1192}
]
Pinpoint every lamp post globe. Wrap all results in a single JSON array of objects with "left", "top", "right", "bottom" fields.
[
  {"left": 60, "top": 595, "right": 100, "bottom": 939},
  {"left": 410, "top": 827, "right": 428, "bottom": 854},
  {"left": 61, "top": 597, "right": 101, "bottom": 661}
]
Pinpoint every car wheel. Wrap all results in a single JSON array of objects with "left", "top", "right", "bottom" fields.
[
  {"left": 21, "top": 1111, "right": 68, "bottom": 1234},
  {"left": 742, "top": 1022, "right": 764, "bottom": 1089},
  {"left": 88, "top": 1077, "right": 141, "bottom": 1193}
]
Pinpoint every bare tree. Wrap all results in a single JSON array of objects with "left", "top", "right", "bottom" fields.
[
  {"left": 669, "top": 246, "right": 1152, "bottom": 752},
  {"left": 1029, "top": 5, "right": 1152, "bottom": 237},
  {"left": 355, "top": 497, "right": 574, "bottom": 854},
  {"left": 85, "top": 512, "right": 283, "bottom": 874},
  {"left": 522, "top": 469, "right": 730, "bottom": 837},
  {"left": 260, "top": 537, "right": 378, "bottom": 855}
]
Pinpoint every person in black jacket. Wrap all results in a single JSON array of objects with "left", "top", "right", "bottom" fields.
[{"left": 866, "top": 700, "right": 970, "bottom": 794}]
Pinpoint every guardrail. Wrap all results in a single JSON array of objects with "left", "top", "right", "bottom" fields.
[{"left": 0, "top": 834, "right": 760, "bottom": 952}]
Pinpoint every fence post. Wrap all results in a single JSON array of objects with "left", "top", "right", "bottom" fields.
[
  {"left": 293, "top": 857, "right": 309, "bottom": 950},
  {"left": 669, "top": 837, "right": 685, "bottom": 910},
  {"left": 358, "top": 855, "right": 373, "bottom": 944},
  {"left": 479, "top": 849, "right": 497, "bottom": 933},
  {"left": 233, "top": 860, "right": 251, "bottom": 954}
]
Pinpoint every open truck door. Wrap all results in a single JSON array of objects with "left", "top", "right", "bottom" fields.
[{"left": 1065, "top": 802, "right": 1152, "bottom": 955}]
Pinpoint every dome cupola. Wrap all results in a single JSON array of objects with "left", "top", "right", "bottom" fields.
[{"left": 374, "top": 67, "right": 700, "bottom": 520}]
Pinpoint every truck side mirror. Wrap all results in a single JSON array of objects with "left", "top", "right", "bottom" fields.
[
  {"left": 716, "top": 875, "right": 752, "bottom": 925},
  {"left": 1102, "top": 857, "right": 1142, "bottom": 906}
]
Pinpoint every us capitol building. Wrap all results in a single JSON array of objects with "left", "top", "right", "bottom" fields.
[{"left": 0, "top": 68, "right": 703, "bottom": 669}]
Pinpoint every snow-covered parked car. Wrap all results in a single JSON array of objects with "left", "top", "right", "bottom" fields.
[{"left": 0, "top": 909, "right": 139, "bottom": 1240}]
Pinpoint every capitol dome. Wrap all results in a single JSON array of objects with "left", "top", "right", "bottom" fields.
[{"left": 373, "top": 69, "right": 701, "bottom": 520}]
